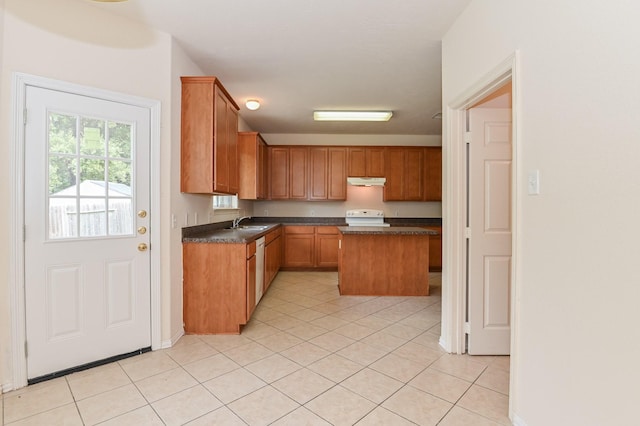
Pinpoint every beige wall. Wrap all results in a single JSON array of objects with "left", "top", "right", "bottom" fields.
[
  {"left": 0, "top": 0, "right": 219, "bottom": 390},
  {"left": 443, "top": 1, "right": 640, "bottom": 424}
]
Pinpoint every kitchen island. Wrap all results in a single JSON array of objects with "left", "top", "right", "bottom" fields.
[{"left": 337, "top": 226, "right": 437, "bottom": 296}]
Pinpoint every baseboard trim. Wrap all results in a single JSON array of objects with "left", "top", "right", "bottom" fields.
[
  {"left": 512, "top": 413, "right": 528, "bottom": 426},
  {"left": 2, "top": 382, "right": 14, "bottom": 393},
  {"left": 162, "top": 328, "right": 184, "bottom": 349}
]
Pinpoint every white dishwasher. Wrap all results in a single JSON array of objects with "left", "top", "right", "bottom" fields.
[{"left": 255, "top": 236, "right": 265, "bottom": 305}]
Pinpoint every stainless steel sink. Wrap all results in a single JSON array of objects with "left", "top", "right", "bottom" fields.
[
  {"left": 238, "top": 225, "right": 269, "bottom": 231},
  {"left": 225, "top": 225, "right": 270, "bottom": 231}
]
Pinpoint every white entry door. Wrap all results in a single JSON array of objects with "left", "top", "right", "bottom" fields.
[
  {"left": 24, "top": 86, "right": 152, "bottom": 380},
  {"left": 467, "top": 108, "right": 512, "bottom": 355}
]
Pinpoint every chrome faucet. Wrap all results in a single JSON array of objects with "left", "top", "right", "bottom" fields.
[{"left": 232, "top": 216, "right": 251, "bottom": 228}]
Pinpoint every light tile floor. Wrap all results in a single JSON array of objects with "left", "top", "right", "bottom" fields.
[{"left": 1, "top": 272, "right": 511, "bottom": 425}]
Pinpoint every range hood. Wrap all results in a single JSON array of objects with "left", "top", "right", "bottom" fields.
[{"left": 347, "top": 177, "right": 386, "bottom": 186}]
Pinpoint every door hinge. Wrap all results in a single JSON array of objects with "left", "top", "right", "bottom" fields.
[
  {"left": 23, "top": 108, "right": 27, "bottom": 125},
  {"left": 23, "top": 225, "right": 26, "bottom": 242},
  {"left": 25, "top": 341, "right": 28, "bottom": 357},
  {"left": 464, "top": 131, "right": 472, "bottom": 144},
  {"left": 464, "top": 322, "right": 471, "bottom": 334},
  {"left": 465, "top": 227, "right": 471, "bottom": 239}
]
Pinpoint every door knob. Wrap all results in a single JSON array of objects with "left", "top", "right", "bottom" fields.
[
  {"left": 138, "top": 226, "right": 147, "bottom": 235},
  {"left": 138, "top": 210, "right": 147, "bottom": 218},
  {"left": 138, "top": 243, "right": 148, "bottom": 252}
]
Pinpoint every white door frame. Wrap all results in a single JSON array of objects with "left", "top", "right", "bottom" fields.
[
  {"left": 9, "top": 72, "right": 162, "bottom": 390},
  {"left": 441, "top": 52, "right": 521, "bottom": 416}
]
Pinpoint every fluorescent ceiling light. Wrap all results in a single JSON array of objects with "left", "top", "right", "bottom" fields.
[{"left": 313, "top": 111, "right": 393, "bottom": 122}]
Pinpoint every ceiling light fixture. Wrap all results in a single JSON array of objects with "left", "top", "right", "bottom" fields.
[
  {"left": 313, "top": 111, "right": 393, "bottom": 122},
  {"left": 245, "top": 99, "right": 261, "bottom": 111}
]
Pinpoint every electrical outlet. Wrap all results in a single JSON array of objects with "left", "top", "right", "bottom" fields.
[
  {"left": 310, "top": 209, "right": 315, "bottom": 216},
  {"left": 171, "top": 214, "right": 177, "bottom": 229},
  {"left": 264, "top": 209, "right": 269, "bottom": 216},
  {"left": 395, "top": 210, "right": 399, "bottom": 217}
]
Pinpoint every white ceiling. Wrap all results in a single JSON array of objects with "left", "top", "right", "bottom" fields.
[{"left": 86, "top": 0, "right": 471, "bottom": 135}]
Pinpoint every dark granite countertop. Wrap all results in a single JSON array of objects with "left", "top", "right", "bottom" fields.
[
  {"left": 337, "top": 226, "right": 438, "bottom": 235},
  {"left": 182, "top": 222, "right": 281, "bottom": 243},
  {"left": 182, "top": 217, "right": 441, "bottom": 243}
]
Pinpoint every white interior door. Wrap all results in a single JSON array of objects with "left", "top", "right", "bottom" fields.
[
  {"left": 467, "top": 108, "right": 512, "bottom": 355},
  {"left": 24, "top": 86, "right": 152, "bottom": 380}
]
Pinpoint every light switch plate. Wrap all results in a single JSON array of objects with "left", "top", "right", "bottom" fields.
[{"left": 528, "top": 170, "right": 540, "bottom": 195}]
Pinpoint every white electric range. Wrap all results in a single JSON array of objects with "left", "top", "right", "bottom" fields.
[{"left": 345, "top": 209, "right": 391, "bottom": 227}]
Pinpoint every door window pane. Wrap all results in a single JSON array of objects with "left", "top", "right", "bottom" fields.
[
  {"left": 108, "top": 122, "right": 132, "bottom": 159},
  {"left": 49, "top": 198, "right": 78, "bottom": 239},
  {"left": 48, "top": 113, "right": 77, "bottom": 155},
  {"left": 47, "top": 112, "right": 135, "bottom": 240},
  {"left": 80, "top": 118, "right": 105, "bottom": 156}
]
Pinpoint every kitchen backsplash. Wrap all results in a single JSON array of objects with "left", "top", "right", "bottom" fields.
[{"left": 252, "top": 186, "right": 442, "bottom": 218}]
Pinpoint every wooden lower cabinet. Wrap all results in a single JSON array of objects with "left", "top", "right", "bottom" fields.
[
  {"left": 264, "top": 227, "right": 282, "bottom": 290},
  {"left": 283, "top": 226, "right": 315, "bottom": 268},
  {"left": 316, "top": 226, "right": 339, "bottom": 268},
  {"left": 282, "top": 225, "right": 339, "bottom": 269},
  {"left": 183, "top": 241, "right": 254, "bottom": 334},
  {"left": 338, "top": 232, "right": 429, "bottom": 296},
  {"left": 246, "top": 243, "right": 257, "bottom": 320}
]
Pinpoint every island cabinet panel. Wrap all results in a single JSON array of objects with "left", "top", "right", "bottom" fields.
[
  {"left": 424, "top": 147, "right": 442, "bottom": 201},
  {"left": 238, "top": 132, "right": 268, "bottom": 200},
  {"left": 338, "top": 233, "right": 429, "bottom": 296},
  {"left": 180, "top": 76, "right": 239, "bottom": 194},
  {"left": 183, "top": 242, "right": 248, "bottom": 334},
  {"left": 283, "top": 226, "right": 315, "bottom": 268},
  {"left": 423, "top": 225, "right": 442, "bottom": 271}
]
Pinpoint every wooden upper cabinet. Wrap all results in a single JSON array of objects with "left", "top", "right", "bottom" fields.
[
  {"left": 289, "top": 147, "right": 309, "bottom": 200},
  {"left": 309, "top": 147, "right": 328, "bottom": 200},
  {"left": 347, "top": 147, "right": 384, "bottom": 177},
  {"left": 309, "top": 147, "right": 347, "bottom": 201},
  {"left": 366, "top": 147, "right": 385, "bottom": 177},
  {"left": 383, "top": 148, "right": 405, "bottom": 201},
  {"left": 180, "top": 76, "right": 240, "bottom": 194},
  {"left": 238, "top": 132, "right": 268, "bottom": 200},
  {"left": 424, "top": 147, "right": 442, "bottom": 201},
  {"left": 383, "top": 147, "right": 423, "bottom": 201},
  {"left": 348, "top": 147, "right": 366, "bottom": 176},
  {"left": 404, "top": 147, "right": 424, "bottom": 200},
  {"left": 268, "top": 147, "right": 289, "bottom": 200},
  {"left": 327, "top": 148, "right": 347, "bottom": 200}
]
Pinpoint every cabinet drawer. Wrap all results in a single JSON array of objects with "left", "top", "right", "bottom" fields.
[
  {"left": 284, "top": 225, "right": 315, "bottom": 234},
  {"left": 246, "top": 241, "right": 256, "bottom": 258},
  {"left": 265, "top": 227, "right": 282, "bottom": 244},
  {"left": 316, "top": 226, "right": 338, "bottom": 235}
]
